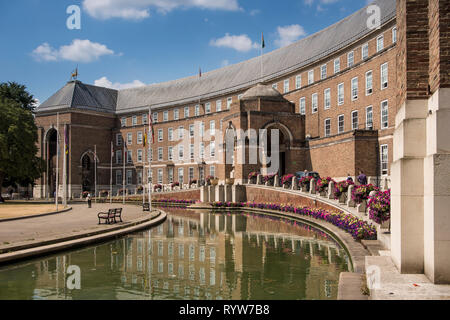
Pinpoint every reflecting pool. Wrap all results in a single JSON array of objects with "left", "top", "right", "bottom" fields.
[{"left": 0, "top": 208, "right": 351, "bottom": 300}]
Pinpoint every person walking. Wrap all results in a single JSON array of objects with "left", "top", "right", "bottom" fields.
[
  {"left": 87, "top": 193, "right": 92, "bottom": 208},
  {"left": 347, "top": 173, "right": 354, "bottom": 183},
  {"left": 357, "top": 170, "right": 367, "bottom": 185}
]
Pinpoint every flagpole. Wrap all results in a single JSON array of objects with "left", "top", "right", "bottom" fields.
[
  {"left": 110, "top": 141, "right": 113, "bottom": 205},
  {"left": 143, "top": 123, "right": 146, "bottom": 206},
  {"left": 62, "top": 124, "right": 67, "bottom": 208},
  {"left": 94, "top": 144, "right": 97, "bottom": 204},
  {"left": 260, "top": 32, "right": 265, "bottom": 81},
  {"left": 148, "top": 107, "right": 152, "bottom": 212},
  {"left": 56, "top": 113, "right": 59, "bottom": 211},
  {"left": 123, "top": 143, "right": 126, "bottom": 205}
]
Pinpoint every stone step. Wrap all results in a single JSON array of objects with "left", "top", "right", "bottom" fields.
[{"left": 361, "top": 240, "right": 385, "bottom": 256}]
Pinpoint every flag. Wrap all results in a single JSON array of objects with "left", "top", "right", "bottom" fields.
[
  {"left": 149, "top": 113, "right": 155, "bottom": 144},
  {"left": 262, "top": 33, "right": 265, "bottom": 49},
  {"left": 111, "top": 141, "right": 114, "bottom": 157},
  {"left": 199, "top": 67, "right": 202, "bottom": 78},
  {"left": 144, "top": 130, "right": 147, "bottom": 148},
  {"left": 64, "top": 126, "right": 69, "bottom": 155}
]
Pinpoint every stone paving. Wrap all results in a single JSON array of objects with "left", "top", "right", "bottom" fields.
[{"left": 0, "top": 203, "right": 153, "bottom": 248}]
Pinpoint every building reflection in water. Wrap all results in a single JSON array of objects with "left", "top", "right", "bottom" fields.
[{"left": 0, "top": 208, "right": 350, "bottom": 300}]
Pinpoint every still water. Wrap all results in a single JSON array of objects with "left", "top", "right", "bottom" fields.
[{"left": 0, "top": 208, "right": 351, "bottom": 300}]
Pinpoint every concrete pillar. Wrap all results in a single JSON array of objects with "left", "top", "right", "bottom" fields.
[
  {"left": 309, "top": 178, "right": 316, "bottom": 195},
  {"left": 256, "top": 174, "right": 262, "bottom": 185},
  {"left": 347, "top": 185, "right": 356, "bottom": 208},
  {"left": 200, "top": 186, "right": 210, "bottom": 203},
  {"left": 274, "top": 175, "right": 280, "bottom": 188},
  {"left": 291, "top": 176, "right": 298, "bottom": 190},
  {"left": 209, "top": 185, "right": 216, "bottom": 202},
  {"left": 357, "top": 200, "right": 367, "bottom": 214},
  {"left": 328, "top": 181, "right": 335, "bottom": 199},
  {"left": 215, "top": 185, "right": 225, "bottom": 202},
  {"left": 225, "top": 185, "right": 233, "bottom": 203}
]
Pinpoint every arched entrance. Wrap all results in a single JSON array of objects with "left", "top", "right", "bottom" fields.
[
  {"left": 46, "top": 128, "right": 58, "bottom": 198},
  {"left": 262, "top": 123, "right": 293, "bottom": 177},
  {"left": 81, "top": 154, "right": 95, "bottom": 192}
]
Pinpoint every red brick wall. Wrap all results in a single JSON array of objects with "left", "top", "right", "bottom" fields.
[{"left": 152, "top": 189, "right": 201, "bottom": 201}]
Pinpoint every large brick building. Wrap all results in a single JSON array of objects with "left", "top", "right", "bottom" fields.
[{"left": 34, "top": 0, "right": 398, "bottom": 199}]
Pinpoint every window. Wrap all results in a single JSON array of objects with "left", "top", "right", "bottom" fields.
[
  {"left": 351, "top": 77, "right": 358, "bottom": 101},
  {"left": 308, "top": 70, "right": 314, "bottom": 85},
  {"left": 200, "top": 142, "right": 205, "bottom": 159},
  {"left": 126, "top": 170, "right": 132, "bottom": 185},
  {"left": 325, "top": 119, "right": 331, "bottom": 137},
  {"left": 334, "top": 58, "right": 340, "bottom": 74},
  {"left": 116, "top": 170, "right": 122, "bottom": 185},
  {"left": 338, "top": 83, "right": 344, "bottom": 106},
  {"left": 190, "top": 144, "right": 195, "bottom": 160},
  {"left": 210, "top": 121, "right": 215, "bottom": 136},
  {"left": 116, "top": 150, "right": 122, "bottom": 164},
  {"left": 312, "top": 93, "right": 318, "bottom": 114},
  {"left": 163, "top": 111, "right": 169, "bottom": 122},
  {"left": 362, "top": 43, "right": 369, "bottom": 60},
  {"left": 284, "top": 79, "right": 290, "bottom": 93},
  {"left": 392, "top": 27, "right": 397, "bottom": 43},
  {"left": 178, "top": 168, "right": 184, "bottom": 185},
  {"left": 324, "top": 88, "right": 331, "bottom": 110},
  {"left": 193, "top": 105, "right": 199, "bottom": 116},
  {"left": 189, "top": 168, "right": 194, "bottom": 181},
  {"left": 168, "top": 128, "right": 173, "bottom": 141},
  {"left": 137, "top": 149, "right": 143, "bottom": 163},
  {"left": 158, "top": 147, "right": 163, "bottom": 161},
  {"left": 321, "top": 64, "right": 327, "bottom": 80},
  {"left": 152, "top": 112, "right": 158, "bottom": 123},
  {"left": 295, "top": 75, "right": 302, "bottom": 89},
  {"left": 178, "top": 146, "right": 184, "bottom": 160},
  {"left": 227, "top": 97, "right": 232, "bottom": 109},
  {"left": 137, "top": 170, "right": 143, "bottom": 185},
  {"left": 168, "top": 168, "right": 173, "bottom": 184},
  {"left": 210, "top": 166, "right": 215, "bottom": 178},
  {"left": 205, "top": 103, "right": 211, "bottom": 114},
  {"left": 174, "top": 109, "right": 179, "bottom": 120},
  {"left": 366, "top": 71, "right": 373, "bottom": 95},
  {"left": 121, "top": 117, "right": 127, "bottom": 127},
  {"left": 157, "top": 169, "right": 163, "bottom": 184},
  {"left": 127, "top": 132, "right": 133, "bottom": 145},
  {"left": 377, "top": 35, "right": 384, "bottom": 52},
  {"left": 116, "top": 134, "right": 123, "bottom": 146},
  {"left": 189, "top": 124, "right": 194, "bottom": 138},
  {"left": 352, "top": 111, "right": 359, "bottom": 130},
  {"left": 210, "top": 141, "right": 215, "bottom": 158},
  {"left": 216, "top": 100, "right": 222, "bottom": 112},
  {"left": 366, "top": 106, "right": 373, "bottom": 129},
  {"left": 168, "top": 147, "right": 173, "bottom": 161},
  {"left": 348, "top": 51, "right": 354, "bottom": 67},
  {"left": 300, "top": 97, "right": 306, "bottom": 115},
  {"left": 338, "top": 115, "right": 345, "bottom": 134},
  {"left": 184, "top": 107, "right": 190, "bottom": 118},
  {"left": 132, "top": 115, "right": 137, "bottom": 126},
  {"left": 158, "top": 129, "right": 163, "bottom": 142},
  {"left": 380, "top": 145, "right": 389, "bottom": 176},
  {"left": 127, "top": 150, "right": 132, "bottom": 163},
  {"left": 137, "top": 131, "right": 143, "bottom": 144},
  {"left": 381, "top": 63, "right": 388, "bottom": 89},
  {"left": 381, "top": 100, "right": 389, "bottom": 129},
  {"left": 178, "top": 126, "right": 184, "bottom": 140}
]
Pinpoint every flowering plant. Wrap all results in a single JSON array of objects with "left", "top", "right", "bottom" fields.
[
  {"left": 281, "top": 174, "right": 294, "bottom": 186},
  {"left": 156, "top": 199, "right": 195, "bottom": 205},
  {"left": 248, "top": 172, "right": 259, "bottom": 180},
  {"left": 263, "top": 173, "right": 278, "bottom": 184},
  {"left": 368, "top": 189, "right": 391, "bottom": 224},
  {"left": 171, "top": 182, "right": 180, "bottom": 188},
  {"left": 333, "top": 180, "right": 354, "bottom": 199},
  {"left": 211, "top": 202, "right": 246, "bottom": 208},
  {"left": 299, "top": 176, "right": 312, "bottom": 187},
  {"left": 153, "top": 184, "right": 162, "bottom": 192},
  {"left": 352, "top": 184, "right": 378, "bottom": 204},
  {"left": 316, "top": 177, "right": 333, "bottom": 193}
]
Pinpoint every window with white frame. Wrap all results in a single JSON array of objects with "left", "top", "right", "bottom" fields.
[
  {"left": 178, "top": 145, "right": 184, "bottom": 160},
  {"left": 168, "top": 128, "right": 173, "bottom": 141},
  {"left": 157, "top": 169, "right": 163, "bottom": 184},
  {"left": 210, "top": 166, "right": 215, "bottom": 178},
  {"left": 137, "top": 170, "right": 143, "bottom": 185},
  {"left": 127, "top": 150, "right": 132, "bottom": 163},
  {"left": 338, "top": 115, "right": 345, "bottom": 134},
  {"left": 312, "top": 93, "right": 318, "bottom": 113},
  {"left": 338, "top": 83, "right": 344, "bottom": 105},
  {"left": 163, "top": 111, "right": 169, "bottom": 122},
  {"left": 210, "top": 121, "right": 215, "bottom": 136},
  {"left": 116, "top": 150, "right": 122, "bottom": 164},
  {"left": 348, "top": 51, "right": 354, "bottom": 67},
  {"left": 116, "top": 134, "right": 123, "bottom": 146},
  {"left": 380, "top": 145, "right": 389, "bottom": 176},
  {"left": 381, "top": 63, "right": 388, "bottom": 89},
  {"left": 142, "top": 114, "right": 148, "bottom": 125},
  {"left": 168, "top": 146, "right": 173, "bottom": 161},
  {"left": 126, "top": 170, "right": 133, "bottom": 185},
  {"left": 158, "top": 129, "right": 163, "bottom": 142},
  {"left": 178, "top": 126, "right": 184, "bottom": 140},
  {"left": 366, "top": 106, "right": 373, "bottom": 129},
  {"left": 392, "top": 27, "right": 397, "bottom": 43},
  {"left": 137, "top": 149, "right": 143, "bottom": 163},
  {"left": 178, "top": 168, "right": 184, "bottom": 185},
  {"left": 174, "top": 109, "right": 179, "bottom": 120},
  {"left": 210, "top": 141, "right": 215, "bottom": 158},
  {"left": 284, "top": 79, "right": 290, "bottom": 93},
  {"left": 184, "top": 107, "right": 190, "bottom": 118},
  {"left": 377, "top": 35, "right": 384, "bottom": 52},
  {"left": 132, "top": 115, "right": 137, "bottom": 126},
  {"left": 325, "top": 118, "right": 331, "bottom": 137},
  {"left": 190, "top": 144, "right": 194, "bottom": 160},
  {"left": 121, "top": 117, "right": 127, "bottom": 127},
  {"left": 351, "top": 77, "right": 358, "bottom": 100},
  {"left": 168, "top": 168, "right": 173, "bottom": 184},
  {"left": 321, "top": 64, "right": 327, "bottom": 80},
  {"left": 152, "top": 112, "right": 158, "bottom": 123},
  {"left": 216, "top": 100, "right": 222, "bottom": 112},
  {"left": 308, "top": 70, "right": 314, "bottom": 85},
  {"left": 205, "top": 103, "right": 211, "bottom": 114},
  {"left": 324, "top": 88, "right": 331, "bottom": 110},
  {"left": 137, "top": 131, "right": 143, "bottom": 144},
  {"left": 366, "top": 70, "right": 373, "bottom": 95},
  {"left": 189, "top": 167, "right": 194, "bottom": 181},
  {"left": 296, "top": 75, "right": 302, "bottom": 89},
  {"left": 334, "top": 58, "right": 340, "bottom": 74},
  {"left": 116, "top": 170, "right": 122, "bottom": 185},
  {"left": 381, "top": 100, "right": 389, "bottom": 129},
  {"left": 300, "top": 97, "right": 306, "bottom": 115},
  {"left": 158, "top": 147, "right": 163, "bottom": 161},
  {"left": 352, "top": 111, "right": 359, "bottom": 130},
  {"left": 127, "top": 132, "right": 133, "bottom": 145},
  {"left": 362, "top": 43, "right": 369, "bottom": 60},
  {"left": 195, "top": 105, "right": 200, "bottom": 116},
  {"left": 189, "top": 124, "right": 194, "bottom": 138},
  {"left": 227, "top": 97, "right": 232, "bottom": 109}
]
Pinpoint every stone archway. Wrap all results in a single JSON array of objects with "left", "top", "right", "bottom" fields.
[
  {"left": 261, "top": 122, "right": 293, "bottom": 177},
  {"left": 45, "top": 128, "right": 58, "bottom": 198},
  {"left": 80, "top": 153, "right": 95, "bottom": 193}
]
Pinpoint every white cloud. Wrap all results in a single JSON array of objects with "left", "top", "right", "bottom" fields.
[
  {"left": 274, "top": 25, "right": 307, "bottom": 48},
  {"left": 83, "top": 0, "right": 241, "bottom": 20},
  {"left": 32, "top": 39, "right": 114, "bottom": 63},
  {"left": 210, "top": 34, "right": 259, "bottom": 52},
  {"left": 94, "top": 77, "right": 146, "bottom": 90}
]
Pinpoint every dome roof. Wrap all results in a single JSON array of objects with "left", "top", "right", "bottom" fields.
[{"left": 240, "top": 83, "right": 285, "bottom": 101}]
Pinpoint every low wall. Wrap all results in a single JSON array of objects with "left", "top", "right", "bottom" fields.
[{"left": 152, "top": 189, "right": 201, "bottom": 202}]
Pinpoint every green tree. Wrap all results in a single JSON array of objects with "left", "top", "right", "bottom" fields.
[
  {"left": 0, "top": 82, "right": 37, "bottom": 111},
  {"left": 0, "top": 97, "right": 44, "bottom": 202}
]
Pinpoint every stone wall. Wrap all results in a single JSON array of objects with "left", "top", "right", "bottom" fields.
[{"left": 152, "top": 189, "right": 201, "bottom": 202}]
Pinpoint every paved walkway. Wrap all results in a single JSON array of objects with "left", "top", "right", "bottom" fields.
[{"left": 0, "top": 203, "right": 153, "bottom": 249}]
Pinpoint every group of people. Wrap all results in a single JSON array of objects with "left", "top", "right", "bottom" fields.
[{"left": 347, "top": 170, "right": 367, "bottom": 185}]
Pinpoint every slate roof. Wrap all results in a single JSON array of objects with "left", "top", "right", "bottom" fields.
[{"left": 37, "top": 0, "right": 396, "bottom": 115}]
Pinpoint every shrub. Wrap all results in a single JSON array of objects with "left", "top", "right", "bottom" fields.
[
  {"left": 368, "top": 189, "right": 391, "bottom": 224},
  {"left": 352, "top": 184, "right": 378, "bottom": 204}
]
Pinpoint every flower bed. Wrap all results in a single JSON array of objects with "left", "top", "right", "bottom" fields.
[
  {"left": 211, "top": 202, "right": 246, "bottom": 208},
  {"left": 155, "top": 199, "right": 196, "bottom": 205},
  {"left": 333, "top": 180, "right": 354, "bottom": 199},
  {"left": 368, "top": 189, "right": 391, "bottom": 224},
  {"left": 351, "top": 184, "right": 378, "bottom": 204}
]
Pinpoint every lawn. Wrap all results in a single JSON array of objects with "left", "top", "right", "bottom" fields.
[{"left": 0, "top": 204, "right": 60, "bottom": 219}]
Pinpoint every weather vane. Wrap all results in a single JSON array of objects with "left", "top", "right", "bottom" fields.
[{"left": 70, "top": 66, "right": 78, "bottom": 81}]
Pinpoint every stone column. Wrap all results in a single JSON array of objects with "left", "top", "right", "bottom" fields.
[
  {"left": 274, "top": 175, "right": 280, "bottom": 188},
  {"left": 200, "top": 186, "right": 210, "bottom": 203},
  {"left": 328, "top": 181, "right": 335, "bottom": 199},
  {"left": 256, "top": 174, "right": 262, "bottom": 185},
  {"left": 309, "top": 178, "right": 316, "bottom": 195},
  {"left": 209, "top": 185, "right": 216, "bottom": 202},
  {"left": 291, "top": 176, "right": 298, "bottom": 190},
  {"left": 347, "top": 185, "right": 356, "bottom": 208},
  {"left": 225, "top": 185, "right": 233, "bottom": 203},
  {"left": 215, "top": 185, "right": 225, "bottom": 202}
]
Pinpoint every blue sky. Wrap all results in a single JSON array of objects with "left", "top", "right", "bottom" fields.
[{"left": 0, "top": 0, "right": 372, "bottom": 104}]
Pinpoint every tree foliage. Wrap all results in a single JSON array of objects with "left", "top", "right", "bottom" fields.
[{"left": 0, "top": 82, "right": 37, "bottom": 111}]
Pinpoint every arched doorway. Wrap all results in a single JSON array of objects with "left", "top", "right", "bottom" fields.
[
  {"left": 81, "top": 154, "right": 94, "bottom": 192},
  {"left": 262, "top": 123, "right": 292, "bottom": 177},
  {"left": 46, "top": 128, "right": 58, "bottom": 198}
]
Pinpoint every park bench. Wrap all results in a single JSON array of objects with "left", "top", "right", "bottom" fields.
[
  {"left": 98, "top": 209, "right": 116, "bottom": 225},
  {"left": 143, "top": 203, "right": 150, "bottom": 212},
  {"left": 114, "top": 208, "right": 123, "bottom": 223}
]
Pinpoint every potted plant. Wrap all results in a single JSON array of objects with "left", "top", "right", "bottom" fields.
[
  {"left": 316, "top": 177, "right": 333, "bottom": 195},
  {"left": 248, "top": 172, "right": 258, "bottom": 184},
  {"left": 206, "top": 176, "right": 218, "bottom": 185},
  {"left": 368, "top": 189, "right": 391, "bottom": 227},
  {"left": 299, "top": 176, "right": 312, "bottom": 192},
  {"left": 263, "top": 173, "right": 277, "bottom": 186},
  {"left": 225, "top": 178, "right": 235, "bottom": 185},
  {"left": 281, "top": 174, "right": 294, "bottom": 189},
  {"left": 333, "top": 180, "right": 354, "bottom": 202},
  {"left": 189, "top": 179, "right": 198, "bottom": 187},
  {"left": 100, "top": 190, "right": 109, "bottom": 197},
  {"left": 352, "top": 184, "right": 378, "bottom": 204}
]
